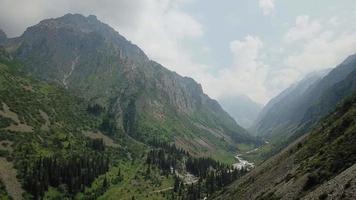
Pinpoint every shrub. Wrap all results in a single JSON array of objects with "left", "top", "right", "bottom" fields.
[
  {"left": 303, "top": 173, "right": 319, "bottom": 191},
  {"left": 318, "top": 192, "right": 328, "bottom": 200}
]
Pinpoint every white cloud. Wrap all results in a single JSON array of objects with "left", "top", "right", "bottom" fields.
[
  {"left": 284, "top": 15, "right": 356, "bottom": 75},
  {"left": 268, "top": 68, "right": 301, "bottom": 92},
  {"left": 198, "top": 36, "right": 270, "bottom": 104},
  {"left": 114, "top": 0, "right": 207, "bottom": 76},
  {"left": 2, "top": 2, "right": 356, "bottom": 106},
  {"left": 284, "top": 15, "right": 322, "bottom": 43},
  {"left": 259, "top": 0, "right": 276, "bottom": 15},
  {"left": 205, "top": 14, "right": 356, "bottom": 104}
]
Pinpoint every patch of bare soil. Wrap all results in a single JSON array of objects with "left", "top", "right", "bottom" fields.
[
  {"left": 0, "top": 102, "right": 33, "bottom": 133},
  {"left": 0, "top": 103, "right": 20, "bottom": 123},
  {"left": 174, "top": 137, "right": 200, "bottom": 157},
  {"left": 83, "top": 130, "right": 120, "bottom": 148},
  {"left": 194, "top": 138, "right": 214, "bottom": 151},
  {"left": 176, "top": 171, "right": 199, "bottom": 185},
  {"left": 22, "top": 85, "right": 33, "bottom": 92},
  {"left": 0, "top": 140, "right": 13, "bottom": 152},
  {"left": 39, "top": 110, "right": 50, "bottom": 131},
  {"left": 4, "top": 124, "right": 33, "bottom": 133},
  {"left": 193, "top": 123, "right": 232, "bottom": 143},
  {"left": 0, "top": 158, "right": 24, "bottom": 200},
  {"left": 175, "top": 136, "right": 217, "bottom": 158}
]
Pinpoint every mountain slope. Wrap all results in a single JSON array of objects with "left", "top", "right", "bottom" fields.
[
  {"left": 0, "top": 49, "right": 111, "bottom": 199},
  {"left": 219, "top": 95, "right": 262, "bottom": 129},
  {"left": 213, "top": 93, "right": 356, "bottom": 200},
  {"left": 0, "top": 49, "right": 200, "bottom": 200},
  {"left": 254, "top": 54, "right": 356, "bottom": 141},
  {"left": 253, "top": 69, "right": 329, "bottom": 138},
  {"left": 3, "top": 14, "right": 260, "bottom": 161}
]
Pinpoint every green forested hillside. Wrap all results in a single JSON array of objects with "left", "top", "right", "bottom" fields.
[
  {"left": 0, "top": 52, "right": 248, "bottom": 199},
  {"left": 3, "top": 14, "right": 260, "bottom": 162},
  {"left": 0, "top": 49, "right": 118, "bottom": 199}
]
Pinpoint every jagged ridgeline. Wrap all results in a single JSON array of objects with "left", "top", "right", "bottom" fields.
[{"left": 3, "top": 14, "right": 261, "bottom": 161}]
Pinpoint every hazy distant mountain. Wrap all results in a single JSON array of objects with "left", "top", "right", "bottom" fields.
[
  {"left": 219, "top": 95, "right": 262, "bottom": 129},
  {"left": 253, "top": 55, "right": 356, "bottom": 140},
  {"left": 233, "top": 54, "right": 356, "bottom": 172},
  {"left": 253, "top": 69, "right": 330, "bottom": 138}
]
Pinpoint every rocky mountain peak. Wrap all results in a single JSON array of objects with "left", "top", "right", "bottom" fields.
[{"left": 6, "top": 13, "right": 260, "bottom": 158}]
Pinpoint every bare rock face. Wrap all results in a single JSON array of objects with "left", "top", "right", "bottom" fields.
[{"left": 7, "top": 14, "right": 260, "bottom": 156}]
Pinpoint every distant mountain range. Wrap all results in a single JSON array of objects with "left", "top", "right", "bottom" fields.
[
  {"left": 253, "top": 69, "right": 329, "bottom": 138},
  {"left": 213, "top": 92, "right": 356, "bottom": 199},
  {"left": 219, "top": 94, "right": 262, "bottom": 129},
  {"left": 217, "top": 53, "right": 356, "bottom": 199},
  {"left": 254, "top": 54, "right": 356, "bottom": 141}
]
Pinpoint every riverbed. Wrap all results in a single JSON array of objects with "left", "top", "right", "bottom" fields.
[{"left": 232, "top": 154, "right": 254, "bottom": 170}]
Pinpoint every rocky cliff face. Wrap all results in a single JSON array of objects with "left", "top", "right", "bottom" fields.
[{"left": 6, "top": 14, "right": 259, "bottom": 159}]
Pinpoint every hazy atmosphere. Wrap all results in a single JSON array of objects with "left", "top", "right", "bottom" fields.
[
  {"left": 2, "top": 0, "right": 356, "bottom": 104},
  {"left": 0, "top": 1, "right": 356, "bottom": 200}
]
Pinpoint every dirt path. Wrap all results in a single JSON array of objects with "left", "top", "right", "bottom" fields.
[
  {"left": 150, "top": 187, "right": 173, "bottom": 193},
  {"left": 39, "top": 109, "right": 50, "bottom": 131},
  {"left": 83, "top": 130, "right": 120, "bottom": 148}
]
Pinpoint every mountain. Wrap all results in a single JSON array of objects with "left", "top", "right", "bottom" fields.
[
  {"left": 3, "top": 14, "right": 260, "bottom": 161},
  {"left": 254, "top": 54, "right": 356, "bottom": 141},
  {"left": 1, "top": 47, "right": 201, "bottom": 200},
  {"left": 0, "top": 48, "right": 250, "bottom": 200},
  {"left": 253, "top": 69, "right": 329, "bottom": 138},
  {"left": 219, "top": 95, "right": 262, "bottom": 129},
  {"left": 213, "top": 93, "right": 356, "bottom": 200}
]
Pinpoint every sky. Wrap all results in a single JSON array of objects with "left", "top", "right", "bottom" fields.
[{"left": 1, "top": 0, "right": 356, "bottom": 104}]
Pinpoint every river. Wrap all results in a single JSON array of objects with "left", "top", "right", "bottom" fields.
[{"left": 232, "top": 154, "right": 254, "bottom": 170}]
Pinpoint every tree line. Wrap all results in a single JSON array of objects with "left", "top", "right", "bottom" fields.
[
  {"left": 22, "top": 153, "right": 109, "bottom": 199},
  {"left": 145, "top": 142, "right": 248, "bottom": 198}
]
